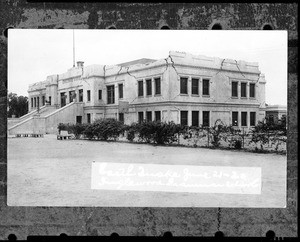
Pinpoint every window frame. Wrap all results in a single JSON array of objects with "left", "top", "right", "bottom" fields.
[
  {"left": 180, "top": 111, "right": 188, "bottom": 126},
  {"left": 146, "top": 79, "right": 152, "bottom": 96},
  {"left": 107, "top": 85, "right": 115, "bottom": 104},
  {"left": 154, "top": 77, "right": 161, "bottom": 95},
  {"left": 87, "top": 90, "right": 91, "bottom": 102},
  {"left": 155, "top": 111, "right": 161, "bottom": 122},
  {"left": 118, "top": 83, "right": 123, "bottom": 99},
  {"left": 232, "top": 81, "right": 238, "bottom": 98},
  {"left": 138, "top": 112, "right": 144, "bottom": 123},
  {"left": 202, "top": 111, "right": 210, "bottom": 127},
  {"left": 98, "top": 89, "right": 102, "bottom": 100},
  {"left": 241, "top": 112, "right": 247, "bottom": 127},
  {"left": 191, "top": 78, "right": 199, "bottom": 95},
  {"left": 138, "top": 80, "right": 144, "bottom": 97},
  {"left": 146, "top": 111, "right": 152, "bottom": 122},
  {"left": 192, "top": 111, "right": 199, "bottom": 127},
  {"left": 241, "top": 82, "right": 247, "bottom": 98},
  {"left": 180, "top": 77, "right": 188, "bottom": 95},
  {"left": 250, "top": 83, "right": 255, "bottom": 98},
  {"left": 79, "top": 89, "right": 83, "bottom": 102},
  {"left": 250, "top": 112, "right": 256, "bottom": 126},
  {"left": 232, "top": 111, "right": 238, "bottom": 126},
  {"left": 202, "top": 78, "right": 210, "bottom": 96}
]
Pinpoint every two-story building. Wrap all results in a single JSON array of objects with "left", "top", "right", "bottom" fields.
[{"left": 19, "top": 51, "right": 266, "bottom": 134}]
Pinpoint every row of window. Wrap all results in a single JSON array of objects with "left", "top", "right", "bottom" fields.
[
  {"left": 31, "top": 96, "right": 47, "bottom": 108},
  {"left": 138, "top": 77, "right": 162, "bottom": 97},
  {"left": 232, "top": 81, "right": 255, "bottom": 98},
  {"left": 180, "top": 77, "right": 210, "bottom": 95},
  {"left": 179, "top": 111, "right": 256, "bottom": 127},
  {"left": 138, "top": 111, "right": 162, "bottom": 123}
]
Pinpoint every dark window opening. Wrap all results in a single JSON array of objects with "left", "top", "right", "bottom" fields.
[
  {"left": 37, "top": 97, "right": 40, "bottom": 108},
  {"left": 42, "top": 96, "right": 45, "bottom": 106},
  {"left": 250, "top": 112, "right": 256, "bottom": 126},
  {"left": 203, "top": 111, "right": 210, "bottom": 127},
  {"left": 31, "top": 98, "right": 33, "bottom": 108},
  {"left": 138, "top": 80, "right": 143, "bottom": 97},
  {"left": 232, "top": 112, "right": 238, "bottom": 126},
  {"left": 118, "top": 84, "right": 123, "bottom": 99},
  {"left": 76, "top": 116, "right": 82, "bottom": 124},
  {"left": 98, "top": 90, "right": 102, "bottom": 100},
  {"left": 202, "top": 79, "right": 210, "bottom": 95},
  {"left": 87, "top": 113, "right": 91, "bottom": 124},
  {"left": 181, "top": 111, "right": 188, "bottom": 126},
  {"left": 146, "top": 79, "right": 152, "bottom": 96},
  {"left": 34, "top": 97, "right": 36, "bottom": 107},
  {"left": 232, "top": 81, "right": 238, "bottom": 97},
  {"left": 241, "top": 112, "right": 247, "bottom": 126},
  {"left": 60, "top": 93, "right": 66, "bottom": 107},
  {"left": 119, "top": 113, "right": 124, "bottom": 123},
  {"left": 138, "top": 112, "right": 144, "bottom": 124},
  {"left": 180, "top": 77, "right": 188, "bottom": 94},
  {"left": 192, "top": 78, "right": 199, "bottom": 95},
  {"left": 155, "top": 77, "right": 161, "bottom": 95},
  {"left": 250, "top": 83, "right": 255, "bottom": 98},
  {"left": 107, "top": 85, "right": 115, "bottom": 104},
  {"left": 79, "top": 89, "right": 83, "bottom": 102},
  {"left": 146, "top": 111, "right": 152, "bottom": 122},
  {"left": 69, "top": 90, "right": 75, "bottom": 103},
  {"left": 155, "top": 111, "right": 161, "bottom": 122},
  {"left": 241, "top": 83, "right": 247, "bottom": 97},
  {"left": 87, "top": 90, "right": 91, "bottom": 102},
  {"left": 192, "top": 111, "right": 199, "bottom": 127},
  {"left": 49, "top": 96, "right": 51, "bottom": 105}
]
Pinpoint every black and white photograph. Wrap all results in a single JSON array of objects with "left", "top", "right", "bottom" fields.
[{"left": 7, "top": 29, "right": 287, "bottom": 207}]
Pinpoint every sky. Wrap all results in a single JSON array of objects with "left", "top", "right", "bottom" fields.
[{"left": 8, "top": 29, "right": 287, "bottom": 105}]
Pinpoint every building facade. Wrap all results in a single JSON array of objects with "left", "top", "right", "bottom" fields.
[
  {"left": 264, "top": 105, "right": 287, "bottom": 124},
  {"left": 24, "top": 51, "right": 266, "bottom": 133}
]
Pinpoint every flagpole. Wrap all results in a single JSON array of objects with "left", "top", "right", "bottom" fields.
[{"left": 73, "top": 29, "right": 75, "bottom": 67}]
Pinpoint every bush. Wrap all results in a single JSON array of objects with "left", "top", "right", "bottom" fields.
[
  {"left": 90, "top": 118, "right": 126, "bottom": 141},
  {"left": 132, "top": 121, "right": 183, "bottom": 145},
  {"left": 57, "top": 123, "right": 69, "bottom": 134},
  {"left": 68, "top": 123, "right": 87, "bottom": 139}
]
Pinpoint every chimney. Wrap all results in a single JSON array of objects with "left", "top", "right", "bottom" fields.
[{"left": 77, "top": 61, "right": 84, "bottom": 68}]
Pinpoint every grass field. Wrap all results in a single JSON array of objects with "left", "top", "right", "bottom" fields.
[{"left": 7, "top": 135, "right": 286, "bottom": 207}]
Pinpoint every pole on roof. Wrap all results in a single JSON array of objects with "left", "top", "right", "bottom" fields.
[{"left": 73, "top": 29, "right": 75, "bottom": 67}]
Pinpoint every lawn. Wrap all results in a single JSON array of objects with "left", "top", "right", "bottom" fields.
[{"left": 7, "top": 135, "right": 286, "bottom": 207}]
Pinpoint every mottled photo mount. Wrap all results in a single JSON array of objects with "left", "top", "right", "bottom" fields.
[{"left": 7, "top": 29, "right": 287, "bottom": 208}]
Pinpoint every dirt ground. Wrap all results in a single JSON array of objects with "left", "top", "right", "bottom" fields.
[{"left": 7, "top": 135, "right": 286, "bottom": 207}]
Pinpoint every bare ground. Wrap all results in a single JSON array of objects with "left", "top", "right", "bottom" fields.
[{"left": 7, "top": 135, "right": 286, "bottom": 207}]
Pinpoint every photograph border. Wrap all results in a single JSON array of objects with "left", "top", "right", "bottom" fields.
[{"left": 0, "top": 2, "right": 298, "bottom": 239}]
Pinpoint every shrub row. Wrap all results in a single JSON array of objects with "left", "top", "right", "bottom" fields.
[{"left": 58, "top": 118, "right": 286, "bottom": 152}]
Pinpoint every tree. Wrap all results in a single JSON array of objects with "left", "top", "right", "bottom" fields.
[{"left": 7, "top": 92, "right": 28, "bottom": 118}]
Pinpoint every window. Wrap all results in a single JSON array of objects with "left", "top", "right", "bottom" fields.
[
  {"left": 232, "top": 112, "right": 238, "bottom": 126},
  {"left": 192, "top": 78, "right": 199, "bottom": 95},
  {"left": 250, "top": 83, "right": 255, "bottom": 98},
  {"left": 202, "top": 111, "right": 210, "bottom": 127},
  {"left": 87, "top": 113, "right": 91, "bottom": 124},
  {"left": 37, "top": 97, "right": 40, "bottom": 107},
  {"left": 34, "top": 97, "right": 36, "bottom": 107},
  {"left": 155, "top": 111, "right": 161, "bottom": 122},
  {"left": 241, "top": 83, "right": 247, "bottom": 98},
  {"left": 138, "top": 112, "right": 144, "bottom": 123},
  {"left": 146, "top": 111, "right": 152, "bottom": 122},
  {"left": 61, "top": 93, "right": 66, "bottom": 107},
  {"left": 181, "top": 111, "right": 188, "bottom": 126},
  {"left": 87, "top": 90, "right": 91, "bottom": 102},
  {"left": 118, "top": 84, "right": 123, "bottom": 99},
  {"left": 79, "top": 89, "right": 83, "bottom": 102},
  {"left": 69, "top": 91, "right": 75, "bottom": 103},
  {"left": 119, "top": 113, "right": 124, "bottom": 123},
  {"left": 192, "top": 111, "right": 199, "bottom": 127},
  {"left": 49, "top": 96, "right": 51, "bottom": 105},
  {"left": 250, "top": 112, "right": 256, "bottom": 126},
  {"left": 107, "top": 85, "right": 115, "bottom": 104},
  {"left": 180, "top": 77, "right": 188, "bottom": 94},
  {"left": 31, "top": 98, "right": 33, "bottom": 108},
  {"left": 138, "top": 80, "right": 143, "bottom": 97},
  {"left": 42, "top": 96, "right": 45, "bottom": 106},
  {"left": 154, "top": 77, "right": 161, "bottom": 95},
  {"left": 98, "top": 90, "right": 102, "bottom": 100},
  {"left": 232, "top": 81, "right": 238, "bottom": 97},
  {"left": 146, "top": 79, "right": 152, "bottom": 96},
  {"left": 202, "top": 79, "right": 210, "bottom": 95},
  {"left": 241, "top": 112, "right": 247, "bottom": 126}
]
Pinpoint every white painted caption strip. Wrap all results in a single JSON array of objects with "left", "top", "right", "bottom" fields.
[{"left": 91, "top": 162, "right": 262, "bottom": 195}]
